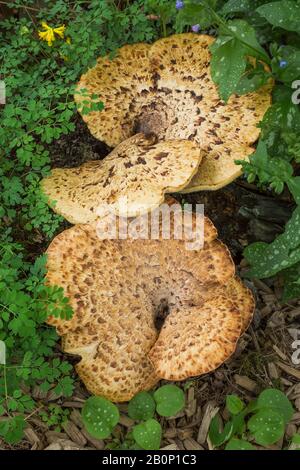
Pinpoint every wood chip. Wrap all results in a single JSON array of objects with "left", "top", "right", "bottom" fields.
[
  {"left": 186, "top": 387, "right": 197, "bottom": 418},
  {"left": 268, "top": 362, "right": 279, "bottom": 380},
  {"left": 62, "top": 401, "right": 84, "bottom": 408},
  {"left": 253, "top": 279, "right": 273, "bottom": 294},
  {"left": 62, "top": 420, "right": 87, "bottom": 447},
  {"left": 276, "top": 362, "right": 300, "bottom": 380},
  {"left": 295, "top": 398, "right": 300, "bottom": 411},
  {"left": 288, "top": 307, "right": 300, "bottom": 321},
  {"left": 183, "top": 438, "right": 204, "bottom": 450},
  {"left": 24, "top": 427, "right": 42, "bottom": 449},
  {"left": 197, "top": 401, "right": 219, "bottom": 445},
  {"left": 44, "top": 439, "right": 84, "bottom": 451},
  {"left": 291, "top": 412, "right": 300, "bottom": 424},
  {"left": 164, "top": 428, "right": 177, "bottom": 439},
  {"left": 69, "top": 409, "right": 84, "bottom": 428},
  {"left": 161, "top": 444, "right": 180, "bottom": 450},
  {"left": 177, "top": 428, "right": 193, "bottom": 440},
  {"left": 119, "top": 414, "right": 135, "bottom": 428},
  {"left": 234, "top": 374, "right": 259, "bottom": 393},
  {"left": 46, "top": 431, "right": 68, "bottom": 444},
  {"left": 285, "top": 423, "right": 297, "bottom": 439}
]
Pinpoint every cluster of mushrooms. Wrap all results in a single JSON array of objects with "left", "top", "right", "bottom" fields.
[{"left": 42, "top": 34, "right": 272, "bottom": 402}]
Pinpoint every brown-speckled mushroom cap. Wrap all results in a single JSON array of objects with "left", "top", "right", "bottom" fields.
[
  {"left": 41, "top": 133, "right": 202, "bottom": 223},
  {"left": 75, "top": 33, "right": 272, "bottom": 191},
  {"left": 149, "top": 277, "right": 255, "bottom": 381},
  {"left": 45, "top": 211, "right": 238, "bottom": 401}
]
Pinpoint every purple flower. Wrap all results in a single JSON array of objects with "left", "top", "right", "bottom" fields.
[
  {"left": 176, "top": 0, "right": 184, "bottom": 10},
  {"left": 192, "top": 24, "right": 200, "bottom": 33},
  {"left": 279, "top": 60, "right": 288, "bottom": 68}
]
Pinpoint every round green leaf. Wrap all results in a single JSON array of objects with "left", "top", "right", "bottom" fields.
[
  {"left": 154, "top": 385, "right": 185, "bottom": 417},
  {"left": 257, "top": 389, "right": 294, "bottom": 424},
  {"left": 128, "top": 392, "right": 156, "bottom": 421},
  {"left": 248, "top": 409, "right": 284, "bottom": 446},
  {"left": 132, "top": 419, "right": 162, "bottom": 450},
  {"left": 226, "top": 395, "right": 245, "bottom": 415},
  {"left": 82, "top": 396, "right": 119, "bottom": 439},
  {"left": 225, "top": 438, "right": 256, "bottom": 450}
]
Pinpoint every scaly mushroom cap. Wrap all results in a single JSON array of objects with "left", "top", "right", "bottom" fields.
[
  {"left": 41, "top": 133, "right": 202, "bottom": 223},
  {"left": 75, "top": 33, "right": 272, "bottom": 191},
  {"left": 149, "top": 277, "right": 255, "bottom": 380},
  {"left": 45, "top": 209, "right": 254, "bottom": 402}
]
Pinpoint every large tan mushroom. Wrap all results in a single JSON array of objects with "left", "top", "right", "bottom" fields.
[
  {"left": 45, "top": 208, "right": 254, "bottom": 402},
  {"left": 41, "top": 133, "right": 202, "bottom": 223},
  {"left": 75, "top": 33, "right": 272, "bottom": 191}
]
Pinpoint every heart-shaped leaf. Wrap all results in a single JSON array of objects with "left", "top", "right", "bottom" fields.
[
  {"left": 154, "top": 385, "right": 185, "bottom": 417},
  {"left": 248, "top": 409, "right": 284, "bottom": 446},
  {"left": 82, "top": 396, "right": 119, "bottom": 439},
  {"left": 132, "top": 419, "right": 162, "bottom": 450},
  {"left": 257, "top": 388, "right": 294, "bottom": 424},
  {"left": 128, "top": 391, "right": 156, "bottom": 421}
]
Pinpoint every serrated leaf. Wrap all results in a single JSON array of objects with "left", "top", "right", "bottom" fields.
[{"left": 257, "top": 1, "right": 300, "bottom": 34}]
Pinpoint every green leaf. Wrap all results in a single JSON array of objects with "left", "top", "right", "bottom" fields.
[
  {"left": 244, "top": 206, "right": 300, "bottom": 278},
  {"left": 81, "top": 397, "right": 119, "bottom": 439},
  {"left": 225, "top": 438, "right": 256, "bottom": 450},
  {"left": 154, "top": 385, "right": 185, "bottom": 417},
  {"left": 292, "top": 434, "right": 300, "bottom": 444},
  {"left": 128, "top": 392, "right": 156, "bottom": 421},
  {"left": 248, "top": 409, "right": 285, "bottom": 446},
  {"left": 211, "top": 38, "right": 247, "bottom": 102},
  {"left": 235, "top": 67, "right": 270, "bottom": 95},
  {"left": 132, "top": 419, "right": 162, "bottom": 450},
  {"left": 257, "top": 389, "right": 294, "bottom": 424},
  {"left": 257, "top": 1, "right": 300, "bottom": 34},
  {"left": 226, "top": 20, "right": 268, "bottom": 60},
  {"left": 0, "top": 415, "right": 26, "bottom": 445},
  {"left": 226, "top": 395, "right": 245, "bottom": 415},
  {"left": 287, "top": 177, "right": 300, "bottom": 205},
  {"left": 209, "top": 414, "right": 234, "bottom": 447}
]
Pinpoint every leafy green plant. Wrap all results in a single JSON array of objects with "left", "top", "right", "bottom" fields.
[
  {"left": 209, "top": 388, "right": 294, "bottom": 450},
  {"left": 81, "top": 384, "right": 185, "bottom": 450}
]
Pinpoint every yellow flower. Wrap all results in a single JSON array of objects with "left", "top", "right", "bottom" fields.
[{"left": 38, "top": 22, "right": 66, "bottom": 47}]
